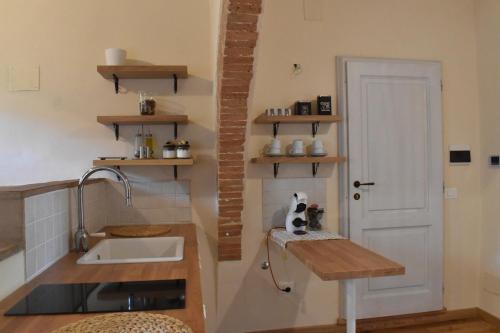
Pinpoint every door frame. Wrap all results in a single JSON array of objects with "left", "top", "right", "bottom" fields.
[{"left": 336, "top": 56, "right": 445, "bottom": 318}]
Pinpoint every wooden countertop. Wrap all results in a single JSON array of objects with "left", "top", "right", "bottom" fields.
[
  {"left": 0, "top": 178, "right": 105, "bottom": 199},
  {"left": 287, "top": 239, "right": 405, "bottom": 281},
  {"left": 0, "top": 224, "right": 205, "bottom": 333}
]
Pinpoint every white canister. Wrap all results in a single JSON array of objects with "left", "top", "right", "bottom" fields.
[
  {"left": 163, "top": 143, "right": 177, "bottom": 159},
  {"left": 105, "top": 48, "right": 126, "bottom": 65},
  {"left": 176, "top": 143, "right": 191, "bottom": 159}
]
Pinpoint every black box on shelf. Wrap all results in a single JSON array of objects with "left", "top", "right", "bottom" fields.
[
  {"left": 317, "top": 96, "right": 332, "bottom": 115},
  {"left": 295, "top": 101, "right": 312, "bottom": 115}
]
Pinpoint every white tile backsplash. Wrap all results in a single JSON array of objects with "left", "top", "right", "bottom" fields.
[
  {"left": 106, "top": 180, "right": 192, "bottom": 226},
  {"left": 262, "top": 178, "right": 327, "bottom": 231},
  {"left": 22, "top": 179, "right": 192, "bottom": 281},
  {"left": 24, "top": 189, "right": 70, "bottom": 281}
]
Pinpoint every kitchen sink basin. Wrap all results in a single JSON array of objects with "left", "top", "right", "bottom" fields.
[{"left": 77, "top": 237, "right": 184, "bottom": 264}]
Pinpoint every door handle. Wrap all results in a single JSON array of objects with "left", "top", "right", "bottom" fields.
[{"left": 353, "top": 181, "right": 375, "bottom": 188}]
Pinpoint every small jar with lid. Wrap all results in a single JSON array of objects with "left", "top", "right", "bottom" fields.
[
  {"left": 162, "top": 142, "right": 177, "bottom": 159},
  {"left": 176, "top": 141, "right": 191, "bottom": 159}
]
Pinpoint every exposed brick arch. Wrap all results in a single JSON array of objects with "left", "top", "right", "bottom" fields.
[{"left": 217, "top": 0, "right": 262, "bottom": 261}]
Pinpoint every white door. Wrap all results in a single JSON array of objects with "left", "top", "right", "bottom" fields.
[{"left": 340, "top": 58, "right": 443, "bottom": 318}]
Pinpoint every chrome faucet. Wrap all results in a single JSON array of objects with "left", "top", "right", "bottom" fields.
[{"left": 75, "top": 166, "right": 132, "bottom": 252}]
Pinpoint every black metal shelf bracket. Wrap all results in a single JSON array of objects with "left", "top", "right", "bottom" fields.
[
  {"left": 173, "top": 165, "right": 178, "bottom": 179},
  {"left": 312, "top": 162, "right": 320, "bottom": 177},
  {"left": 273, "top": 163, "right": 280, "bottom": 178},
  {"left": 113, "top": 123, "right": 119, "bottom": 141},
  {"left": 273, "top": 122, "right": 280, "bottom": 137},
  {"left": 174, "top": 122, "right": 178, "bottom": 139},
  {"left": 173, "top": 74, "right": 178, "bottom": 94},
  {"left": 112, "top": 74, "right": 119, "bottom": 94},
  {"left": 312, "top": 122, "right": 320, "bottom": 137}
]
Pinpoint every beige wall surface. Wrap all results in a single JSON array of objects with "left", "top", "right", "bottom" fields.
[
  {"left": 217, "top": 0, "right": 483, "bottom": 332},
  {"left": 476, "top": 0, "right": 500, "bottom": 318},
  {"left": 0, "top": 0, "right": 497, "bottom": 332},
  {"left": 0, "top": 1, "right": 219, "bottom": 332}
]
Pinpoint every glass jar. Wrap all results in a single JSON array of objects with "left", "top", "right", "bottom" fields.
[
  {"left": 139, "top": 91, "right": 156, "bottom": 115},
  {"left": 176, "top": 142, "right": 191, "bottom": 159},
  {"left": 163, "top": 142, "right": 177, "bottom": 159}
]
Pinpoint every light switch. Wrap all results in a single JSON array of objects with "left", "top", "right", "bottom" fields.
[
  {"left": 8, "top": 65, "right": 39, "bottom": 91},
  {"left": 445, "top": 187, "right": 458, "bottom": 199},
  {"left": 303, "top": 0, "right": 323, "bottom": 21}
]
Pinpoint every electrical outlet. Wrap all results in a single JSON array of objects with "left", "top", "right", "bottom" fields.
[
  {"left": 278, "top": 281, "right": 295, "bottom": 291},
  {"left": 445, "top": 187, "right": 458, "bottom": 199}
]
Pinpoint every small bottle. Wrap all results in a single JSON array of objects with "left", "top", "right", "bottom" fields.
[
  {"left": 144, "top": 132, "right": 154, "bottom": 158},
  {"left": 134, "top": 132, "right": 143, "bottom": 159}
]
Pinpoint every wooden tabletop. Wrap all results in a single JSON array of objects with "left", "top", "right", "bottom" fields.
[
  {"left": 0, "top": 224, "right": 205, "bottom": 333},
  {"left": 287, "top": 239, "right": 405, "bottom": 281}
]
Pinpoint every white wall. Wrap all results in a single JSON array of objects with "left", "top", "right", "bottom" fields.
[
  {"left": 218, "top": 0, "right": 483, "bottom": 331},
  {"left": 476, "top": 0, "right": 500, "bottom": 318},
  {"left": 0, "top": 1, "right": 220, "bottom": 331}
]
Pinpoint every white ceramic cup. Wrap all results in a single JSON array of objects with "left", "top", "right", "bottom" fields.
[
  {"left": 289, "top": 139, "right": 304, "bottom": 155},
  {"left": 267, "top": 138, "right": 282, "bottom": 155},
  {"left": 105, "top": 48, "right": 127, "bottom": 65},
  {"left": 311, "top": 139, "right": 325, "bottom": 154}
]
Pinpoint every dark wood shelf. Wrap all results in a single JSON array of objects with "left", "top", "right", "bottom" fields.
[
  {"left": 251, "top": 156, "right": 346, "bottom": 177},
  {"left": 97, "top": 115, "right": 188, "bottom": 126},
  {"left": 254, "top": 114, "right": 342, "bottom": 124}
]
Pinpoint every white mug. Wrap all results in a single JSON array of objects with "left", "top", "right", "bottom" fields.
[
  {"left": 267, "top": 138, "right": 282, "bottom": 155},
  {"left": 289, "top": 139, "right": 304, "bottom": 155},
  {"left": 311, "top": 139, "right": 325, "bottom": 154},
  {"left": 105, "top": 48, "right": 127, "bottom": 65}
]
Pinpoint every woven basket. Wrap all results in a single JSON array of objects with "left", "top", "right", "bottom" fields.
[{"left": 51, "top": 312, "right": 193, "bottom": 333}]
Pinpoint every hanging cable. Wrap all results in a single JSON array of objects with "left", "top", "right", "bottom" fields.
[{"left": 266, "top": 227, "right": 291, "bottom": 293}]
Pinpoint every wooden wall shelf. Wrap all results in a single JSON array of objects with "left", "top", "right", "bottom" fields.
[
  {"left": 254, "top": 114, "right": 342, "bottom": 137},
  {"left": 251, "top": 156, "right": 346, "bottom": 177},
  {"left": 97, "top": 115, "right": 188, "bottom": 140},
  {"left": 93, "top": 158, "right": 194, "bottom": 179},
  {"left": 93, "top": 159, "right": 193, "bottom": 167},
  {"left": 254, "top": 114, "right": 342, "bottom": 124},
  {"left": 97, "top": 65, "right": 188, "bottom": 94},
  {"left": 97, "top": 115, "right": 188, "bottom": 125}
]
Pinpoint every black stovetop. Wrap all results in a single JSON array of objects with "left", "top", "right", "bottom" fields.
[{"left": 4, "top": 279, "right": 186, "bottom": 316}]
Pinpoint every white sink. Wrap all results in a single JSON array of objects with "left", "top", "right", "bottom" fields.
[{"left": 77, "top": 237, "right": 184, "bottom": 264}]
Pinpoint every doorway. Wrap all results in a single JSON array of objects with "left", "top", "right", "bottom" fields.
[{"left": 337, "top": 57, "right": 444, "bottom": 318}]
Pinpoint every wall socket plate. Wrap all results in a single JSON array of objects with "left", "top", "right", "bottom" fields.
[
  {"left": 444, "top": 187, "right": 458, "bottom": 199},
  {"left": 278, "top": 281, "right": 295, "bottom": 291}
]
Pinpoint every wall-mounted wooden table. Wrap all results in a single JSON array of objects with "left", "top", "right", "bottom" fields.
[{"left": 284, "top": 239, "right": 405, "bottom": 333}]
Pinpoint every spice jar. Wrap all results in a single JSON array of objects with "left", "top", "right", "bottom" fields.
[
  {"left": 162, "top": 142, "right": 177, "bottom": 159},
  {"left": 139, "top": 91, "right": 156, "bottom": 115},
  {"left": 176, "top": 141, "right": 191, "bottom": 159}
]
